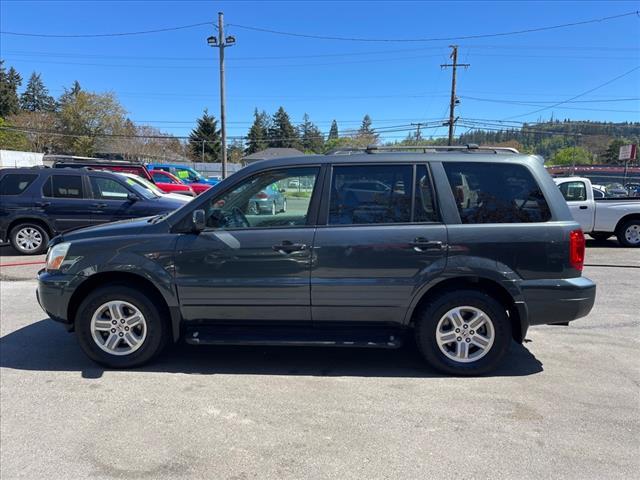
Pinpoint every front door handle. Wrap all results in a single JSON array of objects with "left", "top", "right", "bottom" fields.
[
  {"left": 579, "top": 206, "right": 588, "bottom": 210},
  {"left": 272, "top": 241, "right": 307, "bottom": 253},
  {"left": 411, "top": 237, "right": 444, "bottom": 252},
  {"left": 35, "top": 201, "right": 50, "bottom": 208},
  {"left": 91, "top": 203, "right": 108, "bottom": 209}
]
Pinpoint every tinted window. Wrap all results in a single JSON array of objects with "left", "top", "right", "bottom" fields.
[
  {"left": 443, "top": 162, "right": 551, "bottom": 223},
  {"left": 90, "top": 177, "right": 131, "bottom": 200},
  {"left": 329, "top": 165, "right": 412, "bottom": 225},
  {"left": 205, "top": 167, "right": 319, "bottom": 229},
  {"left": 414, "top": 165, "right": 438, "bottom": 222},
  {"left": 558, "top": 181, "right": 587, "bottom": 201},
  {"left": 43, "top": 175, "right": 84, "bottom": 199},
  {"left": 0, "top": 174, "right": 38, "bottom": 195},
  {"left": 593, "top": 188, "right": 605, "bottom": 199}
]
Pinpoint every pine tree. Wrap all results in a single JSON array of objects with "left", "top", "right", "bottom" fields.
[
  {"left": 188, "top": 109, "right": 221, "bottom": 162},
  {"left": 328, "top": 119, "right": 339, "bottom": 140},
  {"left": 299, "top": 113, "right": 324, "bottom": 153},
  {"left": 268, "top": 106, "right": 300, "bottom": 148},
  {"left": 20, "top": 72, "right": 56, "bottom": 112},
  {"left": 0, "top": 61, "right": 22, "bottom": 117},
  {"left": 58, "top": 80, "right": 82, "bottom": 109},
  {"left": 355, "top": 114, "right": 378, "bottom": 145},
  {"left": 245, "top": 108, "right": 269, "bottom": 154}
]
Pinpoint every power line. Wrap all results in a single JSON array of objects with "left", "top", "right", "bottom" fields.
[
  {"left": 0, "top": 21, "right": 214, "bottom": 38},
  {"left": 228, "top": 11, "right": 639, "bottom": 43},
  {"left": 461, "top": 96, "right": 640, "bottom": 104},
  {"left": 504, "top": 65, "right": 640, "bottom": 120}
]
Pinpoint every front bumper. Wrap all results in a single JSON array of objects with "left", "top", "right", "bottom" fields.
[
  {"left": 520, "top": 276, "right": 596, "bottom": 326},
  {"left": 36, "top": 269, "right": 77, "bottom": 328}
]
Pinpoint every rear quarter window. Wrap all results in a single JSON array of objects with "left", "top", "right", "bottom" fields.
[
  {"left": 0, "top": 173, "right": 38, "bottom": 195},
  {"left": 443, "top": 162, "right": 551, "bottom": 224}
]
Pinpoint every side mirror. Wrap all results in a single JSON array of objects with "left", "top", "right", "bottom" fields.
[
  {"left": 192, "top": 209, "right": 206, "bottom": 232},
  {"left": 127, "top": 193, "right": 139, "bottom": 202}
]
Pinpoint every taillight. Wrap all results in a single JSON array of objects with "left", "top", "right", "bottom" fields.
[
  {"left": 256, "top": 191, "right": 268, "bottom": 199},
  {"left": 569, "top": 229, "right": 585, "bottom": 271}
]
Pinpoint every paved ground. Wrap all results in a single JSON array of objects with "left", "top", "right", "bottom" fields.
[{"left": 0, "top": 242, "right": 638, "bottom": 479}]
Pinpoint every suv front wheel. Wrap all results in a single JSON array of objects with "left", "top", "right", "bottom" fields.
[
  {"left": 75, "top": 285, "right": 169, "bottom": 368},
  {"left": 415, "top": 290, "right": 512, "bottom": 376}
]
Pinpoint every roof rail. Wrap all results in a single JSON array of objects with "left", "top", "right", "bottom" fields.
[
  {"left": 326, "top": 144, "right": 519, "bottom": 155},
  {"left": 47, "top": 156, "right": 145, "bottom": 166}
]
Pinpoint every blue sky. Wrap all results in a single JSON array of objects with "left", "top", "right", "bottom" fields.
[{"left": 1, "top": 0, "right": 639, "bottom": 142}]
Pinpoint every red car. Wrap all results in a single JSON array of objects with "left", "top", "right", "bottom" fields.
[
  {"left": 150, "top": 170, "right": 195, "bottom": 197},
  {"left": 150, "top": 170, "right": 211, "bottom": 196}
]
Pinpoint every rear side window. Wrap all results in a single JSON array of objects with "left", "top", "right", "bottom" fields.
[
  {"left": 414, "top": 165, "right": 438, "bottom": 222},
  {"left": 558, "top": 181, "right": 587, "bottom": 201},
  {"left": 90, "top": 177, "right": 130, "bottom": 200},
  {"left": 152, "top": 172, "right": 176, "bottom": 184},
  {"left": 43, "top": 175, "right": 84, "bottom": 199},
  {"left": 329, "top": 165, "right": 412, "bottom": 225},
  {"left": 0, "top": 174, "right": 38, "bottom": 195},
  {"left": 443, "top": 162, "right": 551, "bottom": 223}
]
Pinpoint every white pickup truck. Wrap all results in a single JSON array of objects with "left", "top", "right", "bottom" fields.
[{"left": 554, "top": 176, "right": 640, "bottom": 247}]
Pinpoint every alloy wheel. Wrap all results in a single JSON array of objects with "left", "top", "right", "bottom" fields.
[
  {"left": 435, "top": 306, "right": 495, "bottom": 363},
  {"left": 90, "top": 300, "right": 147, "bottom": 356},
  {"left": 16, "top": 227, "right": 43, "bottom": 252},
  {"left": 624, "top": 224, "right": 640, "bottom": 245}
]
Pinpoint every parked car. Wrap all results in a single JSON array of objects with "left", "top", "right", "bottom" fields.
[
  {"left": 0, "top": 167, "right": 186, "bottom": 255},
  {"left": 116, "top": 172, "right": 192, "bottom": 204},
  {"left": 555, "top": 176, "right": 640, "bottom": 246},
  {"left": 51, "top": 157, "right": 154, "bottom": 182},
  {"left": 603, "top": 183, "right": 629, "bottom": 198},
  {"left": 37, "top": 148, "right": 596, "bottom": 375},
  {"left": 149, "top": 170, "right": 196, "bottom": 197},
  {"left": 147, "top": 163, "right": 220, "bottom": 187},
  {"left": 624, "top": 183, "right": 640, "bottom": 197},
  {"left": 247, "top": 183, "right": 286, "bottom": 215}
]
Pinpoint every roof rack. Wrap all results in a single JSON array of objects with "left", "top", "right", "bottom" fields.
[
  {"left": 46, "top": 155, "right": 145, "bottom": 166},
  {"left": 326, "top": 144, "right": 519, "bottom": 155}
]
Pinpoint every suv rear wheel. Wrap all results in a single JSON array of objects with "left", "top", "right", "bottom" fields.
[
  {"left": 9, "top": 222, "right": 49, "bottom": 255},
  {"left": 75, "top": 285, "right": 169, "bottom": 368},
  {"left": 415, "top": 290, "right": 512, "bottom": 376}
]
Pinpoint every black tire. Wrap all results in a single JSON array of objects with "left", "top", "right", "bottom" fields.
[
  {"left": 74, "top": 285, "right": 169, "bottom": 368},
  {"left": 589, "top": 232, "right": 612, "bottom": 242},
  {"left": 616, "top": 219, "right": 640, "bottom": 248},
  {"left": 9, "top": 222, "right": 49, "bottom": 255},
  {"left": 414, "top": 289, "right": 512, "bottom": 376}
]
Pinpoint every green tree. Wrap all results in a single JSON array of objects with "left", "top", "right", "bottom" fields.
[
  {"left": 299, "top": 113, "right": 324, "bottom": 153},
  {"left": 245, "top": 109, "right": 269, "bottom": 154},
  {"left": 355, "top": 114, "right": 378, "bottom": 146},
  {"left": 549, "top": 146, "right": 592, "bottom": 166},
  {"left": 268, "top": 106, "right": 300, "bottom": 148},
  {"left": 20, "top": 72, "right": 56, "bottom": 112},
  {"left": 228, "top": 138, "right": 245, "bottom": 163},
  {"left": 604, "top": 138, "right": 629, "bottom": 164},
  {"left": 0, "top": 61, "right": 22, "bottom": 117},
  {"left": 57, "top": 80, "right": 82, "bottom": 110},
  {"left": 0, "top": 117, "right": 30, "bottom": 151},
  {"left": 58, "top": 90, "right": 127, "bottom": 156},
  {"left": 188, "top": 109, "right": 221, "bottom": 162},
  {"left": 328, "top": 120, "right": 339, "bottom": 140}
]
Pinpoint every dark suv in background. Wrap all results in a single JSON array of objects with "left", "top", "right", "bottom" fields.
[
  {"left": 0, "top": 167, "right": 185, "bottom": 254},
  {"left": 36, "top": 147, "right": 596, "bottom": 375}
]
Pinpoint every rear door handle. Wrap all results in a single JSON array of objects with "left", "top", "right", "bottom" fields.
[
  {"left": 579, "top": 206, "right": 588, "bottom": 210},
  {"left": 410, "top": 237, "right": 444, "bottom": 252},
  {"left": 91, "top": 203, "right": 108, "bottom": 209},
  {"left": 35, "top": 201, "right": 50, "bottom": 207},
  {"left": 272, "top": 241, "right": 307, "bottom": 253}
]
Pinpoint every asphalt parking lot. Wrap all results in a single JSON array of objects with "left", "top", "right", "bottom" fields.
[{"left": 0, "top": 240, "right": 638, "bottom": 479}]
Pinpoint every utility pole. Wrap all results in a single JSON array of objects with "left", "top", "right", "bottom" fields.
[
  {"left": 441, "top": 45, "right": 470, "bottom": 146},
  {"left": 410, "top": 122, "right": 424, "bottom": 142},
  {"left": 207, "top": 12, "right": 236, "bottom": 179}
]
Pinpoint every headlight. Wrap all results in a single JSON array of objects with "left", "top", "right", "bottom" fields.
[{"left": 46, "top": 242, "right": 70, "bottom": 271}]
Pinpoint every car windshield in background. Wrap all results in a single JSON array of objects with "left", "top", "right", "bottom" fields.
[
  {"left": 123, "top": 175, "right": 162, "bottom": 198},
  {"left": 124, "top": 178, "right": 157, "bottom": 200}
]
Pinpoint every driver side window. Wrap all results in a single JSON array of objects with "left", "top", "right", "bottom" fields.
[{"left": 205, "top": 167, "right": 319, "bottom": 229}]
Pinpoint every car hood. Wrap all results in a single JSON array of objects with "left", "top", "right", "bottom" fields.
[{"left": 50, "top": 217, "right": 158, "bottom": 245}]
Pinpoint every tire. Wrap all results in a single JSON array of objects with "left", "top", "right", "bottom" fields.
[
  {"left": 281, "top": 198, "right": 287, "bottom": 213},
  {"left": 9, "top": 222, "right": 49, "bottom": 255},
  {"left": 74, "top": 285, "right": 169, "bottom": 368},
  {"left": 589, "top": 232, "right": 612, "bottom": 242},
  {"left": 616, "top": 219, "right": 640, "bottom": 248},
  {"left": 414, "top": 289, "right": 512, "bottom": 376},
  {"left": 270, "top": 201, "right": 276, "bottom": 215}
]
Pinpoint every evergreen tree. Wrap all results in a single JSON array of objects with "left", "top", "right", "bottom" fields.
[
  {"left": 188, "top": 109, "right": 221, "bottom": 162},
  {"left": 0, "top": 61, "right": 22, "bottom": 117},
  {"left": 355, "top": 114, "right": 378, "bottom": 145},
  {"left": 268, "top": 106, "right": 300, "bottom": 148},
  {"left": 328, "top": 119, "right": 339, "bottom": 140},
  {"left": 58, "top": 80, "right": 82, "bottom": 109},
  {"left": 358, "top": 114, "right": 375, "bottom": 136},
  {"left": 20, "top": 72, "right": 56, "bottom": 112},
  {"left": 245, "top": 108, "right": 269, "bottom": 154},
  {"left": 299, "top": 113, "right": 324, "bottom": 153}
]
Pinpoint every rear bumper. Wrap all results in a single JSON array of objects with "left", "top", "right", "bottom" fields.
[{"left": 520, "top": 276, "right": 596, "bottom": 326}]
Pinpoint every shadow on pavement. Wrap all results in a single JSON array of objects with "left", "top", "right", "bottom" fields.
[
  {"left": 585, "top": 238, "right": 622, "bottom": 249},
  {"left": 0, "top": 319, "right": 544, "bottom": 379}
]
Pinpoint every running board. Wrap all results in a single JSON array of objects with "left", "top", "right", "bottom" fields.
[{"left": 184, "top": 325, "right": 403, "bottom": 349}]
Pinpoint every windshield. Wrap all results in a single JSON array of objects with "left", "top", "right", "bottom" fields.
[
  {"left": 176, "top": 167, "right": 205, "bottom": 183},
  {"left": 131, "top": 175, "right": 164, "bottom": 196},
  {"left": 123, "top": 177, "right": 159, "bottom": 199}
]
